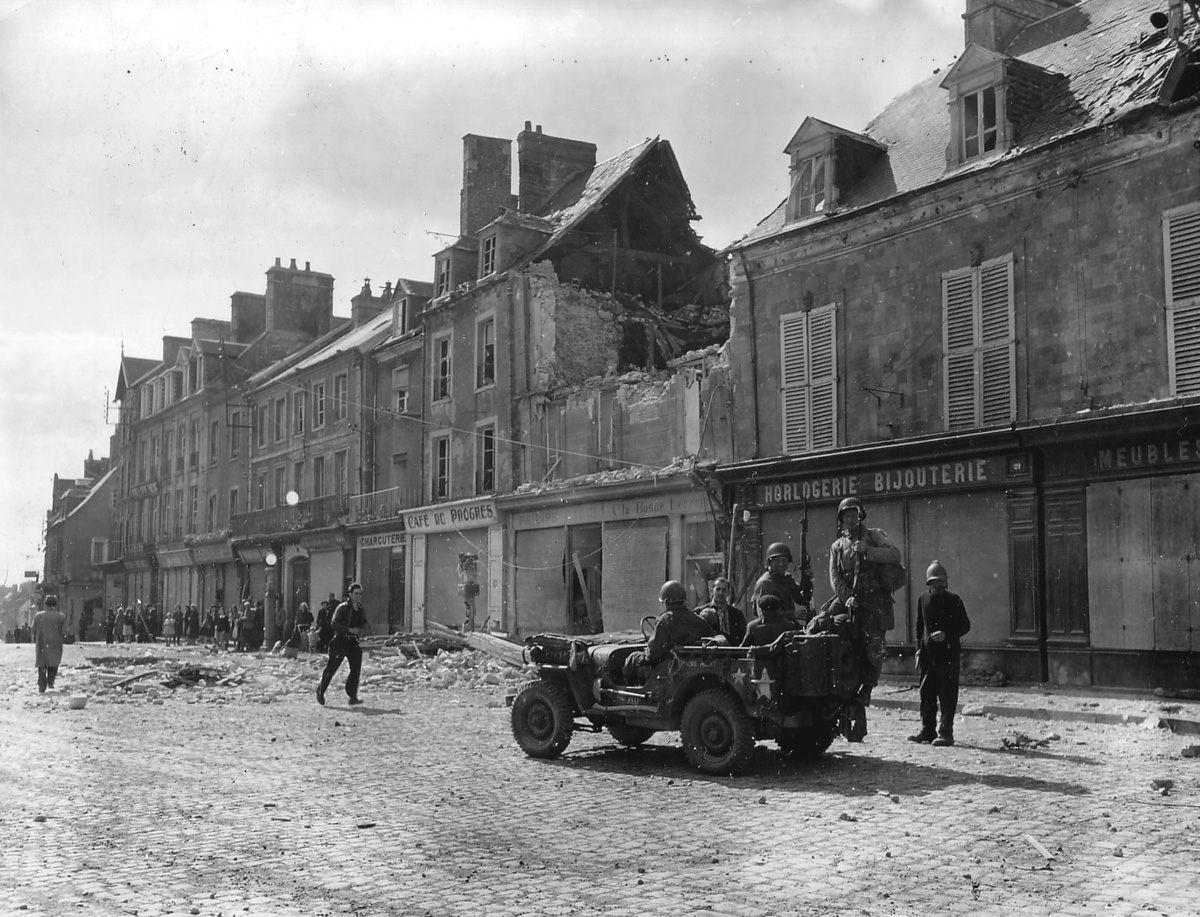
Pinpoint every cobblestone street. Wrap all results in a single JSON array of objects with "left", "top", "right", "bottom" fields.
[{"left": 2, "top": 642, "right": 1198, "bottom": 917}]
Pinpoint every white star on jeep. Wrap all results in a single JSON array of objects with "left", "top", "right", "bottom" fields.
[
  {"left": 751, "top": 668, "right": 774, "bottom": 700},
  {"left": 730, "top": 667, "right": 747, "bottom": 687}
]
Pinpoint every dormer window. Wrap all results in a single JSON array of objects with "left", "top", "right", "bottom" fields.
[
  {"left": 941, "top": 44, "right": 1063, "bottom": 170},
  {"left": 481, "top": 233, "right": 498, "bottom": 276},
  {"left": 783, "top": 118, "right": 886, "bottom": 225},
  {"left": 435, "top": 257, "right": 451, "bottom": 297},
  {"left": 961, "top": 86, "right": 998, "bottom": 160},
  {"left": 792, "top": 153, "right": 827, "bottom": 219}
]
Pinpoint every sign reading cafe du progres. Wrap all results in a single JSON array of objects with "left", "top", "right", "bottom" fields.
[{"left": 759, "top": 454, "right": 1031, "bottom": 505}]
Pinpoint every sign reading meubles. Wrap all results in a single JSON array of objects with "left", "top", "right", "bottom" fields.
[{"left": 759, "top": 455, "right": 1028, "bottom": 505}]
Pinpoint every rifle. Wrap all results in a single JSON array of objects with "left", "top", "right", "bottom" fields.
[{"left": 798, "top": 498, "right": 814, "bottom": 612}]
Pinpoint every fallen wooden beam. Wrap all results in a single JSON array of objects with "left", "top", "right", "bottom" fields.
[
  {"left": 112, "top": 670, "right": 162, "bottom": 689},
  {"left": 461, "top": 630, "right": 526, "bottom": 668}
]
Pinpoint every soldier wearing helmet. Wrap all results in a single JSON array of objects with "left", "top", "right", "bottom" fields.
[
  {"left": 625, "top": 580, "right": 715, "bottom": 677},
  {"left": 909, "top": 560, "right": 971, "bottom": 747},
  {"left": 828, "top": 496, "right": 903, "bottom": 741},
  {"left": 749, "top": 541, "right": 812, "bottom": 619}
]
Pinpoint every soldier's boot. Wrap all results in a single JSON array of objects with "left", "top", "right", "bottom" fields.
[{"left": 848, "top": 703, "right": 868, "bottom": 742}]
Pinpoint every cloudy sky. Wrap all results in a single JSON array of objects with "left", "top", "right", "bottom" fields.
[{"left": 0, "top": 0, "right": 963, "bottom": 585}]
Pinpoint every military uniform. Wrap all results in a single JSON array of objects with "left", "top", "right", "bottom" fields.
[
  {"left": 749, "top": 571, "right": 810, "bottom": 619},
  {"left": 829, "top": 525, "right": 902, "bottom": 694},
  {"left": 641, "top": 606, "right": 712, "bottom": 665},
  {"left": 914, "top": 588, "right": 971, "bottom": 742}
]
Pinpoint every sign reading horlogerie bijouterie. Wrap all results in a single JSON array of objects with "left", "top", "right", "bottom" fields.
[{"left": 759, "top": 454, "right": 1030, "bottom": 505}]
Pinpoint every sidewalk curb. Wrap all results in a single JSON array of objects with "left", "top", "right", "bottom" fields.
[{"left": 871, "top": 696, "right": 1200, "bottom": 735}]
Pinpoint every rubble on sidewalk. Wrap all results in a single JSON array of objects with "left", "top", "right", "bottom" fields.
[{"left": 26, "top": 636, "right": 530, "bottom": 707}]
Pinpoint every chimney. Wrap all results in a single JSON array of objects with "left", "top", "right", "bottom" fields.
[
  {"left": 351, "top": 279, "right": 387, "bottom": 327},
  {"left": 963, "top": 0, "right": 1074, "bottom": 52},
  {"left": 517, "top": 124, "right": 597, "bottom": 216},
  {"left": 460, "top": 134, "right": 517, "bottom": 237},
  {"left": 265, "top": 258, "right": 335, "bottom": 339}
]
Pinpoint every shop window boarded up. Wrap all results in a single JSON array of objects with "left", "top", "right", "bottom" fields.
[
  {"left": 908, "top": 492, "right": 1009, "bottom": 646},
  {"left": 1089, "top": 476, "right": 1198, "bottom": 652},
  {"left": 514, "top": 527, "right": 568, "bottom": 638},
  {"left": 602, "top": 518, "right": 668, "bottom": 632}
]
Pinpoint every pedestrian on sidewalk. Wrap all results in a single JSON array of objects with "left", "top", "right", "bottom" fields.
[
  {"left": 33, "top": 595, "right": 67, "bottom": 693},
  {"left": 909, "top": 560, "right": 971, "bottom": 747},
  {"left": 317, "top": 583, "right": 368, "bottom": 706}
]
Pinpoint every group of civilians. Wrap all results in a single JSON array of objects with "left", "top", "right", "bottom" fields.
[{"left": 100, "top": 600, "right": 267, "bottom": 652}]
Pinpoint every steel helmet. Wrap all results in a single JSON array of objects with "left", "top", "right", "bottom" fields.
[
  {"left": 659, "top": 580, "right": 687, "bottom": 604},
  {"left": 837, "top": 497, "right": 866, "bottom": 520},
  {"left": 765, "top": 542, "right": 793, "bottom": 563},
  {"left": 926, "top": 560, "right": 949, "bottom": 584}
]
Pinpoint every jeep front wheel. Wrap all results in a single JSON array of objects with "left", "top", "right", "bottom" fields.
[
  {"left": 607, "top": 723, "right": 656, "bottom": 747},
  {"left": 680, "top": 688, "right": 756, "bottom": 775},
  {"left": 511, "top": 681, "right": 574, "bottom": 759}
]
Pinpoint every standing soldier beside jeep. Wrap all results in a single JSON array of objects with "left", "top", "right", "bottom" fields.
[
  {"left": 909, "top": 561, "right": 971, "bottom": 747},
  {"left": 828, "top": 496, "right": 904, "bottom": 741}
]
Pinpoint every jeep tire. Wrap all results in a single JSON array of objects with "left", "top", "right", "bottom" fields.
[
  {"left": 607, "top": 723, "right": 656, "bottom": 747},
  {"left": 511, "top": 681, "right": 574, "bottom": 758},
  {"left": 681, "top": 688, "right": 756, "bottom": 775}
]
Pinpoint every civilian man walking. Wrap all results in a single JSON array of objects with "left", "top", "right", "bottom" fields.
[{"left": 317, "top": 583, "right": 368, "bottom": 706}]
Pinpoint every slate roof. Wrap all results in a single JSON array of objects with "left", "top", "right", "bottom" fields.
[{"left": 735, "top": 0, "right": 1194, "bottom": 248}]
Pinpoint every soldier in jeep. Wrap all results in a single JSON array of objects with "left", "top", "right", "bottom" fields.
[{"left": 624, "top": 580, "right": 715, "bottom": 681}]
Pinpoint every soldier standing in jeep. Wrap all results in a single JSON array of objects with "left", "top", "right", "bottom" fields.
[
  {"left": 828, "top": 496, "right": 904, "bottom": 741},
  {"left": 750, "top": 542, "right": 812, "bottom": 620}
]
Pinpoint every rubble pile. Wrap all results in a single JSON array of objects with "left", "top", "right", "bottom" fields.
[{"left": 16, "top": 641, "right": 529, "bottom": 708}]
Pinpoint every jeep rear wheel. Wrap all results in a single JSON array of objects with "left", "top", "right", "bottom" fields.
[
  {"left": 607, "top": 723, "right": 656, "bottom": 747},
  {"left": 511, "top": 681, "right": 574, "bottom": 759},
  {"left": 777, "top": 722, "right": 835, "bottom": 759},
  {"left": 681, "top": 688, "right": 756, "bottom": 775}
]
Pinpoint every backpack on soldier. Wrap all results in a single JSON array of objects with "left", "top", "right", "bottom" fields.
[{"left": 878, "top": 560, "right": 907, "bottom": 593}]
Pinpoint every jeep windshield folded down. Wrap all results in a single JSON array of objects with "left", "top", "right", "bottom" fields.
[{"left": 511, "top": 627, "right": 863, "bottom": 776}]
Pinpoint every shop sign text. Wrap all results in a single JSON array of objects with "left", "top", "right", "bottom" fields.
[
  {"left": 1095, "top": 439, "right": 1200, "bottom": 473},
  {"left": 404, "top": 500, "right": 496, "bottom": 534},
  {"left": 761, "top": 457, "right": 1001, "bottom": 505}
]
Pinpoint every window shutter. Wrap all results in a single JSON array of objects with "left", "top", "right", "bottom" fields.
[
  {"left": 808, "top": 304, "right": 837, "bottom": 450},
  {"left": 943, "top": 256, "right": 1014, "bottom": 430},
  {"left": 943, "top": 269, "right": 978, "bottom": 431},
  {"left": 780, "top": 305, "right": 837, "bottom": 453},
  {"left": 1165, "top": 205, "right": 1200, "bottom": 395},
  {"left": 780, "top": 312, "right": 809, "bottom": 454},
  {"left": 979, "top": 257, "right": 1015, "bottom": 426}
]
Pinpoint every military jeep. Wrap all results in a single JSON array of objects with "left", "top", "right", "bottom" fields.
[{"left": 511, "top": 622, "right": 862, "bottom": 775}]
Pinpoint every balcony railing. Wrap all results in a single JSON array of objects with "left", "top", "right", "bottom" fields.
[
  {"left": 231, "top": 494, "right": 349, "bottom": 537},
  {"left": 119, "top": 540, "right": 156, "bottom": 558},
  {"left": 349, "top": 487, "right": 423, "bottom": 525}
]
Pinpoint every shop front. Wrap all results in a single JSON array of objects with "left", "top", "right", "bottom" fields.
[
  {"left": 501, "top": 481, "right": 720, "bottom": 639},
  {"left": 404, "top": 497, "right": 498, "bottom": 633},
  {"left": 300, "top": 531, "right": 349, "bottom": 620},
  {"left": 1036, "top": 416, "right": 1200, "bottom": 690},
  {"left": 156, "top": 547, "right": 196, "bottom": 623},
  {"left": 355, "top": 528, "right": 407, "bottom": 635},
  {"left": 192, "top": 540, "right": 237, "bottom": 615},
  {"left": 121, "top": 553, "right": 157, "bottom": 608},
  {"left": 719, "top": 441, "right": 1036, "bottom": 680}
]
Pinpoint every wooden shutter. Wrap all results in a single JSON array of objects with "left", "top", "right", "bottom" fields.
[
  {"left": 1165, "top": 204, "right": 1200, "bottom": 396},
  {"left": 943, "top": 269, "right": 978, "bottom": 431},
  {"left": 979, "top": 257, "right": 1015, "bottom": 426},
  {"left": 780, "top": 304, "right": 837, "bottom": 454},
  {"left": 943, "top": 256, "right": 1014, "bottom": 430}
]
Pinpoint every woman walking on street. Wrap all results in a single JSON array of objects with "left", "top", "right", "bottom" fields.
[{"left": 33, "top": 595, "right": 68, "bottom": 693}]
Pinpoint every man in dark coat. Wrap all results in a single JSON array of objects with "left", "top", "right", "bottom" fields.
[
  {"left": 696, "top": 577, "right": 747, "bottom": 645},
  {"left": 741, "top": 594, "right": 801, "bottom": 647},
  {"left": 317, "top": 583, "right": 369, "bottom": 706},
  {"left": 909, "top": 561, "right": 971, "bottom": 747}
]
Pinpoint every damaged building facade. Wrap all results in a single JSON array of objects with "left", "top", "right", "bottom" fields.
[
  {"left": 359, "top": 124, "right": 732, "bottom": 638},
  {"left": 718, "top": 0, "right": 1200, "bottom": 689}
]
